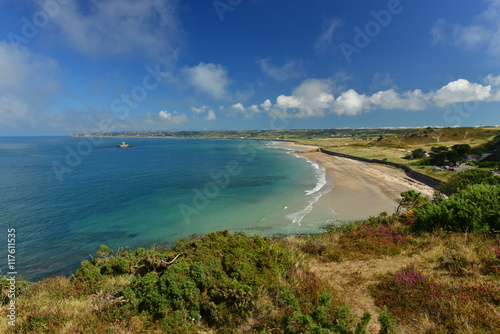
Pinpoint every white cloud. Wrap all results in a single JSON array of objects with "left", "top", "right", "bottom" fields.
[
  {"left": 432, "top": 0, "right": 500, "bottom": 56},
  {"left": 205, "top": 110, "right": 216, "bottom": 121},
  {"left": 433, "top": 79, "right": 491, "bottom": 107},
  {"left": 333, "top": 89, "right": 369, "bottom": 116},
  {"left": 485, "top": 75, "right": 500, "bottom": 101},
  {"left": 274, "top": 79, "right": 335, "bottom": 118},
  {"left": 227, "top": 102, "right": 262, "bottom": 119},
  {"left": 260, "top": 99, "right": 272, "bottom": 110},
  {"left": 315, "top": 18, "right": 342, "bottom": 51},
  {"left": 225, "top": 75, "right": 500, "bottom": 120},
  {"left": 231, "top": 103, "right": 245, "bottom": 112},
  {"left": 183, "top": 62, "right": 230, "bottom": 100},
  {"left": 485, "top": 74, "right": 500, "bottom": 86},
  {"left": 257, "top": 58, "right": 305, "bottom": 81},
  {"left": 49, "top": 0, "right": 182, "bottom": 61},
  {"left": 369, "top": 89, "right": 429, "bottom": 111},
  {"left": 191, "top": 105, "right": 216, "bottom": 121},
  {"left": 158, "top": 110, "right": 188, "bottom": 124}
]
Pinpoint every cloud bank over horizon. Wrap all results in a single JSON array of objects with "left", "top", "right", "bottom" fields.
[{"left": 224, "top": 76, "right": 500, "bottom": 120}]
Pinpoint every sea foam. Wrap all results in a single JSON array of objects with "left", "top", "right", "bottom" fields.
[{"left": 286, "top": 154, "right": 332, "bottom": 226}]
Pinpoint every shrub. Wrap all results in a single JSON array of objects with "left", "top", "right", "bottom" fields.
[
  {"left": 74, "top": 260, "right": 104, "bottom": 293},
  {"left": 118, "top": 231, "right": 365, "bottom": 332},
  {"left": 411, "top": 148, "right": 426, "bottom": 159},
  {"left": 414, "top": 184, "right": 500, "bottom": 233},
  {"left": 396, "top": 190, "right": 428, "bottom": 214},
  {"left": 477, "top": 161, "right": 499, "bottom": 168},
  {"left": 443, "top": 168, "right": 500, "bottom": 194}
]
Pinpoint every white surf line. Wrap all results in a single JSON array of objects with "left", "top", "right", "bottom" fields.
[{"left": 287, "top": 153, "right": 333, "bottom": 226}]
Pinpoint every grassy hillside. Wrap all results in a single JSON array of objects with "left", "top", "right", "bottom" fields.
[
  {"left": 369, "top": 127, "right": 500, "bottom": 150},
  {"left": 2, "top": 188, "right": 499, "bottom": 333}
]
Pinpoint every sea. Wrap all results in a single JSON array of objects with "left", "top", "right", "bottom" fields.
[{"left": 0, "top": 136, "right": 336, "bottom": 281}]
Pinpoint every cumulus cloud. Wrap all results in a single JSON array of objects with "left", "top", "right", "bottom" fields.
[
  {"left": 224, "top": 76, "right": 500, "bottom": 120},
  {"left": 158, "top": 110, "right": 188, "bottom": 124},
  {"left": 205, "top": 110, "right": 216, "bottom": 120},
  {"left": 191, "top": 105, "right": 216, "bottom": 121},
  {"left": 432, "top": 79, "right": 491, "bottom": 107},
  {"left": 432, "top": 0, "right": 500, "bottom": 56},
  {"left": 48, "top": 0, "right": 182, "bottom": 61},
  {"left": 257, "top": 58, "right": 305, "bottom": 81},
  {"left": 274, "top": 79, "right": 334, "bottom": 118},
  {"left": 183, "top": 62, "right": 230, "bottom": 100},
  {"left": 227, "top": 102, "right": 262, "bottom": 119},
  {"left": 370, "top": 89, "right": 429, "bottom": 110},
  {"left": 333, "top": 89, "right": 369, "bottom": 116}
]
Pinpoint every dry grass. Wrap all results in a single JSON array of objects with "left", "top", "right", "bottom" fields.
[{"left": 302, "top": 226, "right": 500, "bottom": 334}]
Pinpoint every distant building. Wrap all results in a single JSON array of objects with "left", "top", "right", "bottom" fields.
[{"left": 467, "top": 154, "right": 481, "bottom": 162}]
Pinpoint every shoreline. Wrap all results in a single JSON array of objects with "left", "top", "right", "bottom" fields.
[{"left": 294, "top": 151, "right": 436, "bottom": 222}]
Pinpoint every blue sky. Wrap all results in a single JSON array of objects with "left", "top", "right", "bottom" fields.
[{"left": 1, "top": 0, "right": 500, "bottom": 135}]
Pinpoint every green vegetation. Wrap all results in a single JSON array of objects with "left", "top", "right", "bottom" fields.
[
  {"left": 444, "top": 168, "right": 500, "bottom": 194},
  {"left": 2, "top": 232, "right": 392, "bottom": 333},
  {"left": 414, "top": 184, "right": 500, "bottom": 233},
  {"left": 3, "top": 178, "right": 499, "bottom": 333},
  {"left": 71, "top": 128, "right": 409, "bottom": 141},
  {"left": 427, "top": 144, "right": 471, "bottom": 166},
  {"left": 411, "top": 148, "right": 426, "bottom": 159},
  {"left": 4, "top": 128, "right": 500, "bottom": 333}
]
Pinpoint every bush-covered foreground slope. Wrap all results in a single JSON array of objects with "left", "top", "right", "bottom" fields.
[{"left": 1, "top": 183, "right": 499, "bottom": 333}]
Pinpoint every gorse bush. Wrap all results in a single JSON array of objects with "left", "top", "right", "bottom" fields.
[
  {"left": 70, "top": 230, "right": 379, "bottom": 333},
  {"left": 413, "top": 184, "right": 500, "bottom": 233},
  {"left": 443, "top": 168, "right": 500, "bottom": 194}
]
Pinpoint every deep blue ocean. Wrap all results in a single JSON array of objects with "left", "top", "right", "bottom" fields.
[{"left": 0, "top": 137, "right": 330, "bottom": 281}]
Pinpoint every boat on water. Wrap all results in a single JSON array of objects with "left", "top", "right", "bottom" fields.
[{"left": 116, "top": 141, "right": 133, "bottom": 148}]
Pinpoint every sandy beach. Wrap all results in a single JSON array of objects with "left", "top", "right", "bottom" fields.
[
  {"left": 299, "top": 151, "right": 436, "bottom": 222},
  {"left": 277, "top": 141, "right": 321, "bottom": 152}
]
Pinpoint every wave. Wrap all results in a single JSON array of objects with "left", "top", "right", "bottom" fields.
[
  {"left": 286, "top": 154, "right": 333, "bottom": 226},
  {"left": 265, "top": 141, "right": 295, "bottom": 151}
]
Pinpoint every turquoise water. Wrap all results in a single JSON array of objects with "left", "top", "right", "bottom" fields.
[{"left": 0, "top": 137, "right": 330, "bottom": 281}]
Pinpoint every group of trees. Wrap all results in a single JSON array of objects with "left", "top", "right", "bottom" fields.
[
  {"left": 407, "top": 144, "right": 472, "bottom": 166},
  {"left": 428, "top": 144, "right": 472, "bottom": 166}
]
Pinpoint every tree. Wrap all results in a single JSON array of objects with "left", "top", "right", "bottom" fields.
[
  {"left": 411, "top": 148, "right": 426, "bottom": 159},
  {"left": 396, "top": 190, "right": 428, "bottom": 214},
  {"left": 445, "top": 150, "right": 459, "bottom": 166},
  {"left": 429, "top": 146, "right": 449, "bottom": 166},
  {"left": 451, "top": 144, "right": 471, "bottom": 162}
]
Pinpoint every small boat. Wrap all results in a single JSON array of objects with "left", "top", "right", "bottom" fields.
[{"left": 116, "top": 141, "right": 133, "bottom": 148}]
